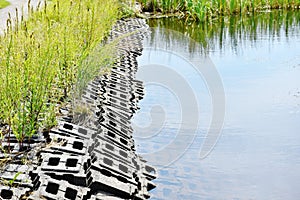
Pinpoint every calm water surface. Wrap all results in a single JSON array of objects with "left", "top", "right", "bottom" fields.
[{"left": 132, "top": 11, "right": 300, "bottom": 199}]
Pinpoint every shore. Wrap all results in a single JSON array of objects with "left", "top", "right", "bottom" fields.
[{"left": 0, "top": 1, "right": 156, "bottom": 199}]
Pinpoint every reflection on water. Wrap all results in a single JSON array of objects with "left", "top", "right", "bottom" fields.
[
  {"left": 148, "top": 11, "right": 300, "bottom": 54},
  {"left": 132, "top": 11, "right": 300, "bottom": 199}
]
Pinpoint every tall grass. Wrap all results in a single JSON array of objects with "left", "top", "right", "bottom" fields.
[
  {"left": 0, "top": 0, "right": 119, "bottom": 148},
  {"left": 137, "top": 0, "right": 300, "bottom": 21},
  {"left": 147, "top": 10, "right": 300, "bottom": 53},
  {"left": 0, "top": 0, "right": 10, "bottom": 9}
]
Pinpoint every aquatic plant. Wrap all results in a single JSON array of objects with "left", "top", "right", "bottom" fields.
[
  {"left": 147, "top": 10, "right": 300, "bottom": 53},
  {"left": 0, "top": 0, "right": 119, "bottom": 148},
  {"left": 136, "top": 0, "right": 300, "bottom": 21}
]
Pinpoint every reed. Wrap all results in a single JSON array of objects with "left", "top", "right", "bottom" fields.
[
  {"left": 0, "top": 0, "right": 119, "bottom": 148},
  {"left": 147, "top": 10, "right": 300, "bottom": 53},
  {"left": 137, "top": 0, "right": 300, "bottom": 21}
]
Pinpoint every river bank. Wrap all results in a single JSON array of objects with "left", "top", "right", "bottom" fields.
[
  {"left": 0, "top": 1, "right": 156, "bottom": 199},
  {"left": 124, "top": 0, "right": 300, "bottom": 21}
]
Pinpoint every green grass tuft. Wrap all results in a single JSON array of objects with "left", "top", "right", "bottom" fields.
[
  {"left": 0, "top": 0, "right": 119, "bottom": 146},
  {"left": 0, "top": 0, "right": 10, "bottom": 9},
  {"left": 135, "top": 0, "right": 300, "bottom": 21}
]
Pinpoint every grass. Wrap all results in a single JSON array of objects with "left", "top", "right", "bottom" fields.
[
  {"left": 0, "top": 0, "right": 119, "bottom": 148},
  {"left": 135, "top": 0, "right": 300, "bottom": 21},
  {"left": 0, "top": 0, "right": 10, "bottom": 9},
  {"left": 147, "top": 10, "right": 300, "bottom": 53}
]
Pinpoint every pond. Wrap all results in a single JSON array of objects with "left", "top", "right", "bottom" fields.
[{"left": 132, "top": 11, "right": 300, "bottom": 199}]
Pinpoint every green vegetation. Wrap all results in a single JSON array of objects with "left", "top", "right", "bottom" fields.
[
  {"left": 0, "top": 0, "right": 119, "bottom": 148},
  {"left": 0, "top": 0, "right": 10, "bottom": 9},
  {"left": 0, "top": 171, "right": 22, "bottom": 186},
  {"left": 136, "top": 0, "right": 300, "bottom": 21},
  {"left": 148, "top": 10, "right": 300, "bottom": 53}
]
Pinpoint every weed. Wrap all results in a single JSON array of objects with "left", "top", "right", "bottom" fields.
[
  {"left": 147, "top": 10, "right": 300, "bottom": 53},
  {"left": 0, "top": 171, "right": 22, "bottom": 187},
  {"left": 135, "top": 0, "right": 300, "bottom": 21},
  {"left": 0, "top": 0, "right": 119, "bottom": 148}
]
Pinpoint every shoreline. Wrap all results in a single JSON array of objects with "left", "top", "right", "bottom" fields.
[
  {"left": 0, "top": 17, "right": 157, "bottom": 199},
  {"left": 125, "top": 1, "right": 300, "bottom": 22},
  {"left": 0, "top": 1, "right": 157, "bottom": 199}
]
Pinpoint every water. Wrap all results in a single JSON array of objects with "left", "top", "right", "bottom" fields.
[{"left": 132, "top": 11, "right": 300, "bottom": 199}]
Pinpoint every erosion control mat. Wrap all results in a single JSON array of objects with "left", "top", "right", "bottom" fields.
[{"left": 0, "top": 18, "right": 157, "bottom": 200}]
